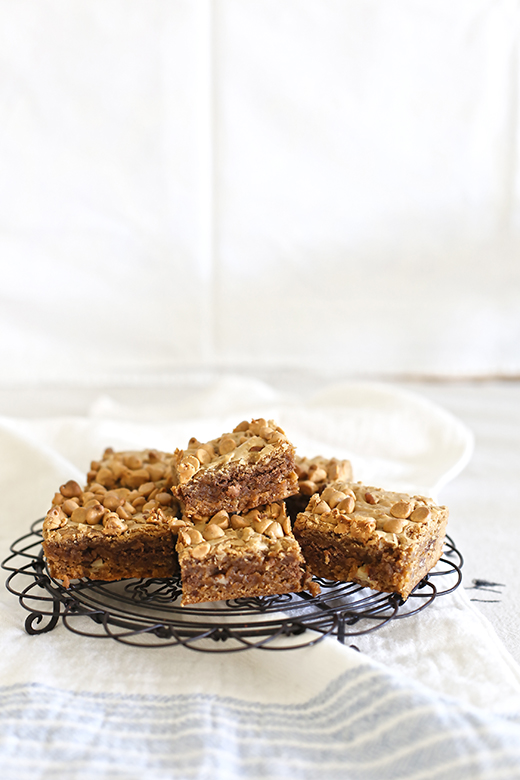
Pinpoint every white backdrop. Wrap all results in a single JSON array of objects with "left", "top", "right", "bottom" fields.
[{"left": 1, "top": 0, "right": 519, "bottom": 386}]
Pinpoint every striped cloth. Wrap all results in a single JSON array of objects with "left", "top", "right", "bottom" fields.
[{"left": 1, "top": 664, "right": 520, "bottom": 780}]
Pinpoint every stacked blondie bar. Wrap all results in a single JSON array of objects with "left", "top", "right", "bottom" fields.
[{"left": 42, "top": 417, "right": 449, "bottom": 603}]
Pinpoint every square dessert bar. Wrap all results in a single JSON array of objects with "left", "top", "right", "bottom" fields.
[
  {"left": 172, "top": 418, "right": 299, "bottom": 520},
  {"left": 42, "top": 449, "right": 180, "bottom": 587},
  {"left": 286, "top": 455, "right": 353, "bottom": 519},
  {"left": 293, "top": 481, "right": 448, "bottom": 600},
  {"left": 173, "top": 502, "right": 319, "bottom": 605}
]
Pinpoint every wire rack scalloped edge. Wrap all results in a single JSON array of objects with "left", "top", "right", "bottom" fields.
[{"left": 2, "top": 519, "right": 463, "bottom": 652}]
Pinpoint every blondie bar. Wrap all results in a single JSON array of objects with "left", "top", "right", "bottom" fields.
[
  {"left": 293, "top": 481, "right": 448, "bottom": 599},
  {"left": 174, "top": 502, "right": 318, "bottom": 605},
  {"left": 42, "top": 448, "right": 180, "bottom": 586},
  {"left": 172, "top": 418, "right": 299, "bottom": 520}
]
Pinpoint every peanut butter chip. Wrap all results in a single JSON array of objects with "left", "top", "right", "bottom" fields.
[
  {"left": 390, "top": 501, "right": 414, "bottom": 519},
  {"left": 249, "top": 418, "right": 267, "bottom": 435},
  {"left": 70, "top": 506, "right": 88, "bottom": 524},
  {"left": 218, "top": 436, "right": 236, "bottom": 455},
  {"left": 327, "top": 463, "right": 340, "bottom": 480},
  {"left": 187, "top": 528, "right": 204, "bottom": 545},
  {"left": 125, "top": 468, "right": 151, "bottom": 488},
  {"left": 117, "top": 505, "right": 132, "bottom": 521},
  {"left": 308, "top": 466, "right": 328, "bottom": 483},
  {"left": 124, "top": 455, "right": 143, "bottom": 470},
  {"left": 383, "top": 518, "right": 405, "bottom": 533},
  {"left": 410, "top": 506, "right": 431, "bottom": 523},
  {"left": 60, "top": 480, "right": 83, "bottom": 499},
  {"left": 211, "top": 510, "right": 230, "bottom": 529},
  {"left": 62, "top": 499, "right": 79, "bottom": 516},
  {"left": 314, "top": 500, "right": 330, "bottom": 514},
  {"left": 196, "top": 448, "right": 212, "bottom": 465},
  {"left": 110, "top": 461, "right": 127, "bottom": 480},
  {"left": 97, "top": 468, "right": 116, "bottom": 488},
  {"left": 266, "top": 521, "right": 284, "bottom": 539},
  {"left": 253, "top": 518, "right": 273, "bottom": 534},
  {"left": 103, "top": 492, "right": 124, "bottom": 511},
  {"left": 137, "top": 480, "right": 154, "bottom": 495},
  {"left": 147, "top": 463, "right": 166, "bottom": 482},
  {"left": 191, "top": 543, "right": 211, "bottom": 560},
  {"left": 337, "top": 496, "right": 356, "bottom": 513},
  {"left": 169, "top": 518, "right": 190, "bottom": 531},
  {"left": 155, "top": 492, "right": 173, "bottom": 506},
  {"left": 178, "top": 529, "right": 192, "bottom": 545},
  {"left": 203, "top": 524, "right": 225, "bottom": 540},
  {"left": 299, "top": 480, "right": 317, "bottom": 496},
  {"left": 321, "top": 488, "right": 347, "bottom": 508}
]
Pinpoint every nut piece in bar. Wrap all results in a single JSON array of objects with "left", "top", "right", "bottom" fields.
[
  {"left": 286, "top": 455, "right": 353, "bottom": 519},
  {"left": 171, "top": 418, "right": 299, "bottom": 520},
  {"left": 42, "top": 466, "right": 180, "bottom": 587},
  {"left": 293, "top": 481, "right": 448, "bottom": 600},
  {"left": 175, "top": 502, "right": 319, "bottom": 606}
]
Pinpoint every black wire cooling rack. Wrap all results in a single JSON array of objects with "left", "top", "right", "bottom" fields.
[{"left": 2, "top": 519, "right": 463, "bottom": 652}]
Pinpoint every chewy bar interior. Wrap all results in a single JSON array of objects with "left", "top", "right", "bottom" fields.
[
  {"left": 42, "top": 449, "right": 181, "bottom": 587},
  {"left": 173, "top": 502, "right": 319, "bottom": 605},
  {"left": 286, "top": 455, "right": 353, "bottom": 519},
  {"left": 293, "top": 481, "right": 448, "bottom": 600},
  {"left": 172, "top": 418, "right": 299, "bottom": 520}
]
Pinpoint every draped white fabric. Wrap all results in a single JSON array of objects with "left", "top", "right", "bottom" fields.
[{"left": 1, "top": 0, "right": 520, "bottom": 383}]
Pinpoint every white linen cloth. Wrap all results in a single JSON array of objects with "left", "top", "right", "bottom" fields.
[{"left": 1, "top": 378, "right": 520, "bottom": 778}]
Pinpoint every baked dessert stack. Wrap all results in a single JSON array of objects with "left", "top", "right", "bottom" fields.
[
  {"left": 41, "top": 417, "right": 449, "bottom": 605},
  {"left": 169, "top": 418, "right": 319, "bottom": 604}
]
